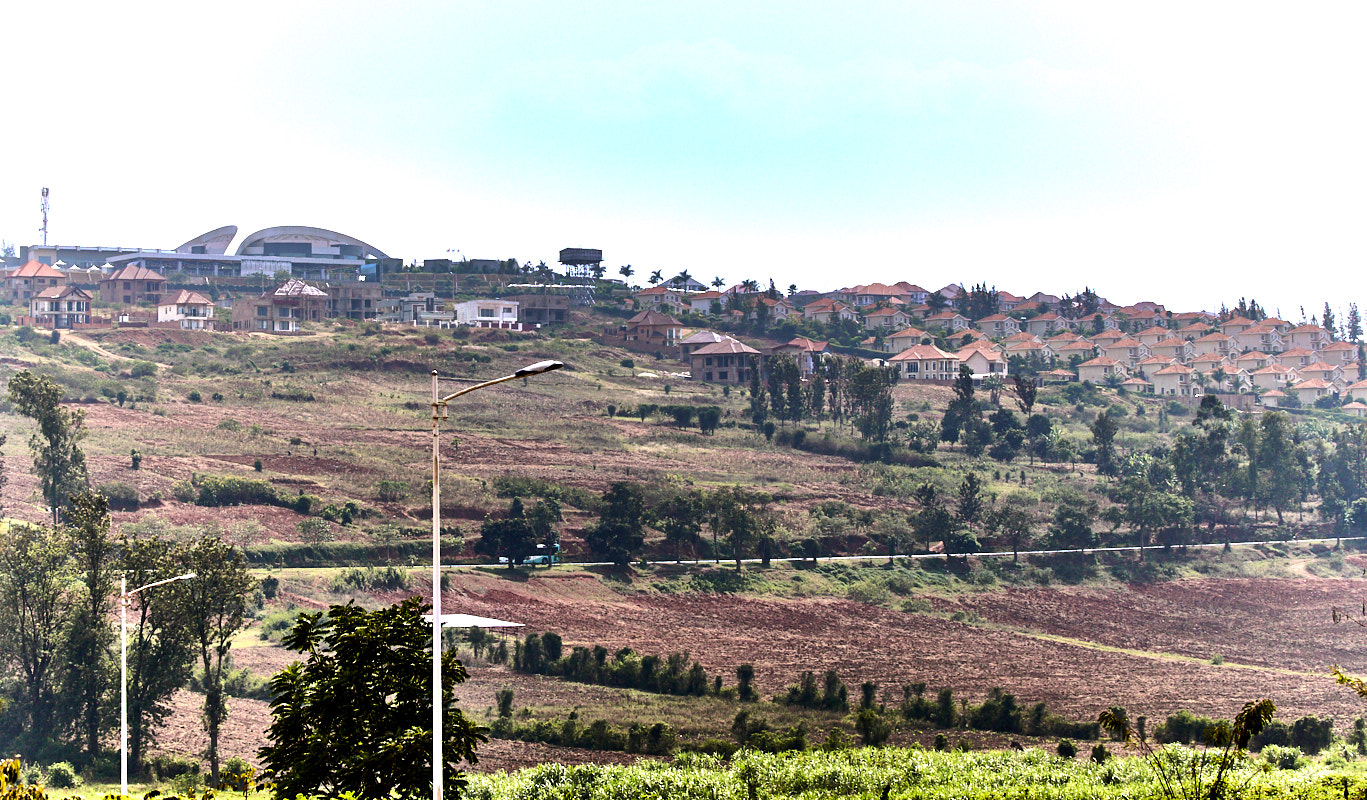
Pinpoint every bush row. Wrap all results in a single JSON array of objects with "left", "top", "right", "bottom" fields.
[
  {"left": 512, "top": 632, "right": 716, "bottom": 697},
  {"left": 489, "top": 713, "right": 676, "bottom": 755}
]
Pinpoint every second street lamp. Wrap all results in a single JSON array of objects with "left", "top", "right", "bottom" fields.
[{"left": 429, "top": 359, "right": 562, "bottom": 800}]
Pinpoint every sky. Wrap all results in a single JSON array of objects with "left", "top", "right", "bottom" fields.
[{"left": 2, "top": 2, "right": 1365, "bottom": 319}]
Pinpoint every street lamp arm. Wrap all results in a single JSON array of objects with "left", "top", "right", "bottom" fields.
[
  {"left": 436, "top": 361, "right": 562, "bottom": 404},
  {"left": 125, "top": 572, "right": 196, "bottom": 598}
]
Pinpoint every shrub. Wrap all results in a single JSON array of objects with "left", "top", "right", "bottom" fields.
[
  {"left": 211, "top": 392, "right": 224, "bottom": 402},
  {"left": 217, "top": 418, "right": 242, "bottom": 432},
  {"left": 1090, "top": 743, "right": 1110, "bottom": 763},
  {"left": 299, "top": 518, "right": 331, "bottom": 543},
  {"left": 253, "top": 458, "right": 264, "bottom": 472},
  {"left": 261, "top": 575, "right": 279, "bottom": 599},
  {"left": 1261, "top": 744, "right": 1306, "bottom": 770},
  {"left": 1057, "top": 739, "right": 1078, "bottom": 758},
  {"left": 496, "top": 687, "right": 515, "bottom": 718},
  {"left": 620, "top": 358, "right": 635, "bottom": 369},
  {"left": 145, "top": 753, "right": 201, "bottom": 781},
  {"left": 98, "top": 482, "right": 140, "bottom": 511},
  {"left": 376, "top": 480, "right": 409, "bottom": 502},
  {"left": 220, "top": 756, "right": 255, "bottom": 791},
  {"left": 187, "top": 390, "right": 202, "bottom": 403},
  {"left": 45, "top": 762, "right": 79, "bottom": 789},
  {"left": 130, "top": 448, "right": 142, "bottom": 470},
  {"left": 130, "top": 360, "right": 158, "bottom": 378},
  {"left": 49, "top": 330, "right": 60, "bottom": 345}
]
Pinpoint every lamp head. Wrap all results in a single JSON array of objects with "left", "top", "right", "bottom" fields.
[{"left": 514, "top": 360, "right": 564, "bottom": 378}]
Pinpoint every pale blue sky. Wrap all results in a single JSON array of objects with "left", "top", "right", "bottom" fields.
[{"left": 2, "top": 2, "right": 1364, "bottom": 318}]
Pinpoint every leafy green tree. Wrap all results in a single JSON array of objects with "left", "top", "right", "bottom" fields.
[
  {"left": 748, "top": 369, "right": 767, "bottom": 425},
  {"left": 656, "top": 492, "right": 705, "bottom": 562},
  {"left": 121, "top": 535, "right": 197, "bottom": 772},
  {"left": 1091, "top": 408, "right": 1120, "bottom": 477},
  {"left": 525, "top": 498, "right": 562, "bottom": 551},
  {"left": 1012, "top": 375, "right": 1038, "bottom": 416},
  {"left": 0, "top": 522, "right": 74, "bottom": 753},
  {"left": 941, "top": 366, "right": 979, "bottom": 444},
  {"left": 1349, "top": 303, "right": 1363, "bottom": 342},
  {"left": 696, "top": 406, "right": 722, "bottom": 435},
  {"left": 7, "top": 371, "right": 88, "bottom": 525},
  {"left": 61, "top": 491, "right": 117, "bottom": 761},
  {"left": 584, "top": 483, "right": 648, "bottom": 566},
  {"left": 259, "top": 597, "right": 486, "bottom": 800},
  {"left": 912, "top": 483, "right": 950, "bottom": 553},
  {"left": 182, "top": 535, "right": 256, "bottom": 781},
  {"left": 1048, "top": 503, "right": 1098, "bottom": 550},
  {"left": 1257, "top": 412, "right": 1302, "bottom": 524},
  {"left": 988, "top": 494, "right": 1035, "bottom": 563},
  {"left": 956, "top": 472, "right": 985, "bottom": 526},
  {"left": 475, "top": 498, "right": 535, "bottom": 570},
  {"left": 712, "top": 486, "right": 773, "bottom": 572}
]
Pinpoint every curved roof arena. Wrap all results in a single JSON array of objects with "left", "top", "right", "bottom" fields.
[{"left": 234, "top": 225, "right": 389, "bottom": 259}]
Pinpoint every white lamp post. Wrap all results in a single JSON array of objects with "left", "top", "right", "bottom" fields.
[
  {"left": 429, "top": 360, "right": 562, "bottom": 800},
  {"left": 121, "top": 572, "right": 195, "bottom": 798}
]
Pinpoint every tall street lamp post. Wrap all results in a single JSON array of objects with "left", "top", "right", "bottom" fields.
[
  {"left": 121, "top": 572, "right": 195, "bottom": 798},
  {"left": 430, "top": 359, "right": 562, "bottom": 800}
]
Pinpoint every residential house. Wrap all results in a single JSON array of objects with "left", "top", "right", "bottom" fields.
[
  {"left": 890, "top": 344, "right": 961, "bottom": 381},
  {"left": 1122, "top": 376, "right": 1153, "bottom": 393},
  {"left": 975, "top": 314, "right": 1020, "bottom": 338},
  {"left": 1175, "top": 322, "right": 1215, "bottom": 338},
  {"left": 1125, "top": 309, "right": 1165, "bottom": 330},
  {"left": 327, "top": 282, "right": 384, "bottom": 320},
  {"left": 379, "top": 292, "right": 447, "bottom": 324},
  {"left": 839, "top": 283, "right": 904, "bottom": 307},
  {"left": 1041, "top": 368, "right": 1077, "bottom": 383},
  {"left": 679, "top": 330, "right": 737, "bottom": 361},
  {"left": 1343, "top": 402, "right": 1367, "bottom": 418},
  {"left": 1003, "top": 331, "right": 1043, "bottom": 346},
  {"left": 1027, "top": 291, "right": 1061, "bottom": 307},
  {"left": 894, "top": 283, "right": 930, "bottom": 305},
  {"left": 937, "top": 283, "right": 966, "bottom": 302},
  {"left": 1150, "top": 364, "right": 1200, "bottom": 396},
  {"left": 632, "top": 286, "right": 687, "bottom": 314},
  {"left": 1261, "top": 318, "right": 1292, "bottom": 334},
  {"left": 1250, "top": 363, "right": 1298, "bottom": 392},
  {"left": 690, "top": 340, "right": 760, "bottom": 384},
  {"left": 100, "top": 265, "right": 166, "bottom": 305},
  {"left": 1274, "top": 347, "right": 1317, "bottom": 369},
  {"left": 1220, "top": 316, "right": 1258, "bottom": 336},
  {"left": 1319, "top": 341, "right": 1359, "bottom": 367},
  {"left": 1076, "top": 356, "right": 1127, "bottom": 384},
  {"left": 1190, "top": 332, "right": 1234, "bottom": 358},
  {"left": 231, "top": 279, "right": 329, "bottom": 333},
  {"left": 923, "top": 310, "right": 970, "bottom": 333},
  {"left": 5, "top": 261, "right": 67, "bottom": 304},
  {"left": 1004, "top": 339, "right": 1054, "bottom": 366},
  {"left": 1056, "top": 339, "right": 1099, "bottom": 364},
  {"left": 1234, "top": 351, "right": 1273, "bottom": 372},
  {"left": 884, "top": 327, "right": 930, "bottom": 354},
  {"left": 1136, "top": 355, "right": 1177, "bottom": 379},
  {"left": 513, "top": 292, "right": 570, "bottom": 325},
  {"left": 1150, "top": 337, "right": 1194, "bottom": 363},
  {"left": 1089, "top": 329, "right": 1127, "bottom": 346},
  {"left": 1045, "top": 330, "right": 1083, "bottom": 346},
  {"left": 1260, "top": 390, "right": 1288, "bottom": 408},
  {"left": 1171, "top": 311, "right": 1218, "bottom": 327},
  {"left": 1286, "top": 325, "right": 1330, "bottom": 352},
  {"left": 453, "top": 299, "right": 519, "bottom": 327},
  {"left": 157, "top": 289, "right": 215, "bottom": 330},
  {"left": 1296, "top": 362, "right": 1344, "bottom": 385},
  {"left": 29, "top": 285, "right": 92, "bottom": 329},
  {"left": 996, "top": 290, "right": 1024, "bottom": 311},
  {"left": 688, "top": 290, "right": 724, "bottom": 315},
  {"left": 955, "top": 341, "right": 1008, "bottom": 378},
  {"left": 1189, "top": 352, "right": 1231, "bottom": 383},
  {"left": 1135, "top": 325, "right": 1171, "bottom": 347},
  {"left": 753, "top": 295, "right": 794, "bottom": 323},
  {"left": 1101, "top": 337, "right": 1150, "bottom": 370},
  {"left": 1290, "top": 379, "right": 1336, "bottom": 407},
  {"left": 662, "top": 275, "right": 708, "bottom": 293},
  {"left": 863, "top": 306, "right": 912, "bottom": 330},
  {"left": 1346, "top": 379, "right": 1367, "bottom": 402},
  {"left": 802, "top": 298, "right": 857, "bottom": 324},
  {"left": 622, "top": 309, "right": 682, "bottom": 350},
  {"left": 772, "top": 337, "right": 830, "bottom": 378},
  {"left": 1024, "top": 313, "right": 1068, "bottom": 337}
]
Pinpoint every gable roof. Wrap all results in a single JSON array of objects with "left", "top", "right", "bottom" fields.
[
  {"left": 269, "top": 279, "right": 329, "bottom": 298},
  {"left": 162, "top": 289, "right": 213, "bottom": 306},
  {"left": 890, "top": 344, "right": 958, "bottom": 361},
  {"left": 34, "top": 285, "right": 92, "bottom": 300},
  {"left": 627, "top": 309, "right": 681, "bottom": 326},
  {"left": 10, "top": 261, "right": 65, "bottom": 279},
  {"left": 106, "top": 265, "right": 166, "bottom": 282},
  {"left": 679, "top": 330, "right": 734, "bottom": 346},
  {"left": 693, "top": 340, "right": 760, "bottom": 356}
]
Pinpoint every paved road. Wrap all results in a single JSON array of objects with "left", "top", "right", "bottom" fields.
[{"left": 441, "top": 535, "right": 1364, "bottom": 570}]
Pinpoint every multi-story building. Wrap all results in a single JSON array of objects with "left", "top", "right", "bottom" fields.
[
  {"left": 157, "top": 290, "right": 216, "bottom": 330},
  {"left": 5, "top": 261, "right": 67, "bottom": 304},
  {"left": 100, "top": 265, "right": 166, "bottom": 305},
  {"left": 231, "top": 279, "right": 329, "bottom": 333},
  {"left": 29, "top": 285, "right": 92, "bottom": 328}
]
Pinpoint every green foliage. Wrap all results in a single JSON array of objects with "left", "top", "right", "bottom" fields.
[
  {"left": 259, "top": 597, "right": 487, "bottom": 800},
  {"left": 1058, "top": 738, "right": 1078, "bottom": 758},
  {"left": 583, "top": 483, "right": 647, "bottom": 566},
  {"left": 98, "top": 481, "right": 139, "bottom": 510},
  {"left": 42, "top": 763, "right": 77, "bottom": 789},
  {"left": 7, "top": 370, "right": 88, "bottom": 523},
  {"left": 513, "top": 632, "right": 714, "bottom": 697}
]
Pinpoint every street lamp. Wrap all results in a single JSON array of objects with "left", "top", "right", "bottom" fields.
[
  {"left": 121, "top": 572, "right": 195, "bottom": 797},
  {"left": 429, "top": 359, "right": 562, "bottom": 800}
]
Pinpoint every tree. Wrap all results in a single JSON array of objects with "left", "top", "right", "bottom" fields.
[
  {"left": 7, "top": 371, "right": 88, "bottom": 525},
  {"left": 656, "top": 492, "right": 704, "bottom": 562},
  {"left": 712, "top": 276, "right": 725, "bottom": 289},
  {"left": 0, "top": 522, "right": 74, "bottom": 753},
  {"left": 619, "top": 265, "right": 634, "bottom": 284},
  {"left": 1349, "top": 303, "right": 1363, "bottom": 343},
  {"left": 61, "top": 491, "right": 117, "bottom": 761},
  {"left": 648, "top": 270, "right": 663, "bottom": 286},
  {"left": 121, "top": 535, "right": 197, "bottom": 773},
  {"left": 475, "top": 498, "right": 536, "bottom": 570},
  {"left": 1257, "top": 412, "right": 1302, "bottom": 524},
  {"left": 1048, "top": 502, "right": 1098, "bottom": 550},
  {"left": 713, "top": 487, "right": 773, "bottom": 572},
  {"left": 1012, "top": 375, "right": 1038, "bottom": 416},
  {"left": 1091, "top": 409, "right": 1120, "bottom": 477},
  {"left": 988, "top": 494, "right": 1035, "bottom": 563},
  {"left": 182, "top": 535, "right": 256, "bottom": 780},
  {"left": 583, "top": 483, "right": 647, "bottom": 566},
  {"left": 748, "top": 369, "right": 767, "bottom": 425},
  {"left": 1324, "top": 303, "right": 1337, "bottom": 341},
  {"left": 941, "top": 366, "right": 979, "bottom": 444},
  {"left": 912, "top": 483, "right": 950, "bottom": 553},
  {"left": 259, "top": 598, "right": 486, "bottom": 800},
  {"left": 956, "top": 472, "right": 985, "bottom": 526}
]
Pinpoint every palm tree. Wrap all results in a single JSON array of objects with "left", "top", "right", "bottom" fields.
[
  {"left": 788, "top": 284, "right": 798, "bottom": 297},
  {"left": 740, "top": 279, "right": 760, "bottom": 293},
  {"left": 712, "top": 276, "right": 725, "bottom": 289},
  {"left": 649, "top": 270, "right": 663, "bottom": 286},
  {"left": 674, "top": 269, "right": 693, "bottom": 287},
  {"left": 1212, "top": 367, "right": 1228, "bottom": 391},
  {"left": 619, "top": 265, "right": 634, "bottom": 283},
  {"left": 590, "top": 264, "right": 606, "bottom": 280},
  {"left": 982, "top": 374, "right": 1006, "bottom": 406}
]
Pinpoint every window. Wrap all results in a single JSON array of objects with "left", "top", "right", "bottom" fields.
[
  {"left": 478, "top": 308, "right": 495, "bottom": 317},
  {"left": 124, "top": 282, "right": 131, "bottom": 289},
  {"left": 719, "top": 371, "right": 728, "bottom": 381},
  {"left": 257, "top": 306, "right": 268, "bottom": 316}
]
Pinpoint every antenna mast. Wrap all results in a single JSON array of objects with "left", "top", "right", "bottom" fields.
[{"left": 40, "top": 187, "right": 49, "bottom": 246}]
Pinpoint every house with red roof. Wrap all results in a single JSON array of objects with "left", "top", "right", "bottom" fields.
[
  {"left": 890, "top": 344, "right": 960, "bottom": 381},
  {"left": 1273, "top": 347, "right": 1317, "bottom": 368},
  {"left": 1219, "top": 316, "right": 1258, "bottom": 336},
  {"left": 802, "top": 298, "right": 857, "bottom": 324},
  {"left": 956, "top": 341, "right": 1009, "bottom": 378},
  {"left": 923, "top": 310, "right": 970, "bottom": 333},
  {"left": 687, "top": 290, "right": 724, "bottom": 315},
  {"left": 5, "top": 261, "right": 67, "bottom": 304},
  {"left": 1286, "top": 324, "right": 1330, "bottom": 352},
  {"left": 690, "top": 339, "right": 760, "bottom": 384},
  {"left": 1319, "top": 341, "right": 1359, "bottom": 367},
  {"left": 1250, "top": 363, "right": 1297, "bottom": 392},
  {"left": 862, "top": 306, "right": 912, "bottom": 331},
  {"left": 1290, "top": 378, "right": 1336, "bottom": 407},
  {"left": 29, "top": 285, "right": 92, "bottom": 329},
  {"left": 157, "top": 289, "right": 216, "bottom": 330},
  {"left": 1101, "top": 337, "right": 1150, "bottom": 369},
  {"left": 1151, "top": 363, "right": 1201, "bottom": 397},
  {"left": 1024, "top": 313, "right": 1067, "bottom": 337},
  {"left": 1077, "top": 356, "right": 1127, "bottom": 384},
  {"left": 975, "top": 313, "right": 1020, "bottom": 338},
  {"left": 100, "top": 265, "right": 166, "bottom": 305},
  {"left": 1190, "top": 332, "right": 1233, "bottom": 358},
  {"left": 632, "top": 285, "right": 687, "bottom": 314}
]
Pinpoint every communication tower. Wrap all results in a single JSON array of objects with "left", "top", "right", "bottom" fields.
[{"left": 39, "top": 187, "right": 49, "bottom": 246}]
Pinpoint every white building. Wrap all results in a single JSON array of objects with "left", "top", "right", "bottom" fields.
[
  {"left": 452, "top": 298, "right": 520, "bottom": 328},
  {"left": 157, "top": 289, "right": 216, "bottom": 330}
]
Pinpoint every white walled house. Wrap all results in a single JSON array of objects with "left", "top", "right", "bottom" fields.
[
  {"left": 452, "top": 299, "right": 520, "bottom": 328},
  {"left": 157, "top": 289, "right": 216, "bottom": 330}
]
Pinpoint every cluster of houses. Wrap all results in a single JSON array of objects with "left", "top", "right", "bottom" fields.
[
  {"left": 625, "top": 280, "right": 1367, "bottom": 413},
  {"left": 1, "top": 260, "right": 547, "bottom": 335}
]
